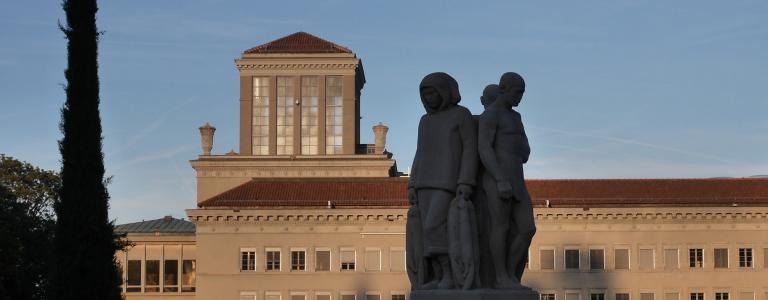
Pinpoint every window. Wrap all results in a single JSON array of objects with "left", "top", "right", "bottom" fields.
[
  {"left": 392, "top": 295, "right": 406, "bottom": 300},
  {"left": 639, "top": 249, "right": 654, "bottom": 271},
  {"left": 714, "top": 248, "right": 728, "bottom": 268},
  {"left": 616, "top": 294, "right": 630, "bottom": 300},
  {"left": 390, "top": 249, "right": 405, "bottom": 272},
  {"left": 615, "top": 249, "right": 629, "bottom": 270},
  {"left": 315, "top": 249, "right": 331, "bottom": 271},
  {"left": 739, "top": 292, "right": 753, "bottom": 300},
  {"left": 325, "top": 76, "right": 343, "bottom": 154},
  {"left": 366, "top": 294, "right": 381, "bottom": 300},
  {"left": 241, "top": 249, "right": 256, "bottom": 271},
  {"left": 664, "top": 249, "right": 679, "bottom": 271},
  {"left": 252, "top": 77, "right": 270, "bottom": 155},
  {"left": 291, "top": 250, "right": 306, "bottom": 271},
  {"left": 266, "top": 292, "right": 282, "bottom": 300},
  {"left": 689, "top": 248, "right": 703, "bottom": 268},
  {"left": 341, "top": 249, "right": 356, "bottom": 270},
  {"left": 266, "top": 249, "right": 281, "bottom": 271},
  {"left": 540, "top": 249, "right": 555, "bottom": 270},
  {"left": 277, "top": 76, "right": 295, "bottom": 155},
  {"left": 292, "top": 294, "right": 307, "bottom": 300},
  {"left": 145, "top": 260, "right": 160, "bottom": 292},
  {"left": 690, "top": 293, "right": 704, "bottom": 300},
  {"left": 365, "top": 249, "right": 381, "bottom": 271},
  {"left": 738, "top": 248, "right": 752, "bottom": 267},
  {"left": 182, "top": 259, "right": 196, "bottom": 292},
  {"left": 126, "top": 260, "right": 141, "bottom": 292},
  {"left": 541, "top": 294, "right": 556, "bottom": 300},
  {"left": 566, "top": 291, "right": 581, "bottom": 300},
  {"left": 301, "top": 76, "right": 319, "bottom": 154},
  {"left": 163, "top": 260, "right": 179, "bottom": 292},
  {"left": 715, "top": 293, "right": 729, "bottom": 300},
  {"left": 241, "top": 291, "right": 258, "bottom": 300},
  {"left": 765, "top": 248, "right": 768, "bottom": 268},
  {"left": 641, "top": 293, "right": 655, "bottom": 300},
  {"left": 665, "top": 293, "right": 680, "bottom": 300},
  {"left": 316, "top": 293, "right": 332, "bottom": 300},
  {"left": 341, "top": 294, "right": 356, "bottom": 300},
  {"left": 590, "top": 249, "right": 605, "bottom": 270},
  {"left": 565, "top": 249, "right": 580, "bottom": 269},
  {"left": 591, "top": 294, "right": 605, "bottom": 300}
]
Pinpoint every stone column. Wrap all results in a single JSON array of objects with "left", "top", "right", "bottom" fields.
[
  {"left": 199, "top": 123, "right": 216, "bottom": 155},
  {"left": 372, "top": 122, "right": 388, "bottom": 154}
]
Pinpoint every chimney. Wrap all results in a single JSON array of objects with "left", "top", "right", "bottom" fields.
[
  {"left": 199, "top": 123, "right": 216, "bottom": 155},
  {"left": 372, "top": 122, "right": 389, "bottom": 154}
]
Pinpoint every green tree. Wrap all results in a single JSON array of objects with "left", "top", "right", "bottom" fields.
[
  {"left": 0, "top": 155, "right": 59, "bottom": 300},
  {"left": 51, "top": 0, "right": 123, "bottom": 299}
]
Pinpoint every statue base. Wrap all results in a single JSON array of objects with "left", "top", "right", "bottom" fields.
[{"left": 411, "top": 288, "right": 539, "bottom": 300}]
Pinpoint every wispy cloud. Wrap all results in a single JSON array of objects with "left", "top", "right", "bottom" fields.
[{"left": 111, "top": 144, "right": 196, "bottom": 172}]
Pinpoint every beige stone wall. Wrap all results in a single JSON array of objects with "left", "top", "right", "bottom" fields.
[{"left": 183, "top": 206, "right": 768, "bottom": 300}]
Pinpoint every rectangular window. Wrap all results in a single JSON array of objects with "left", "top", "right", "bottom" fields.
[
  {"left": 392, "top": 295, "right": 406, "bottom": 300},
  {"left": 590, "top": 249, "right": 605, "bottom": 270},
  {"left": 565, "top": 249, "right": 580, "bottom": 269},
  {"left": 664, "top": 249, "right": 679, "bottom": 271},
  {"left": 690, "top": 293, "right": 704, "bottom": 300},
  {"left": 316, "top": 249, "right": 331, "bottom": 271},
  {"left": 617, "top": 294, "right": 630, "bottom": 300},
  {"left": 341, "top": 294, "right": 356, "bottom": 300},
  {"left": 292, "top": 294, "right": 307, "bottom": 300},
  {"left": 366, "top": 295, "right": 381, "bottom": 300},
  {"left": 714, "top": 248, "right": 728, "bottom": 268},
  {"left": 591, "top": 294, "right": 605, "bottom": 300},
  {"left": 266, "top": 249, "right": 281, "bottom": 271},
  {"left": 641, "top": 293, "right": 655, "bottom": 300},
  {"left": 266, "top": 293, "right": 282, "bottom": 300},
  {"left": 126, "top": 260, "right": 142, "bottom": 292},
  {"left": 738, "top": 248, "right": 752, "bottom": 267},
  {"left": 252, "top": 77, "right": 270, "bottom": 155},
  {"left": 715, "top": 293, "right": 729, "bottom": 300},
  {"left": 639, "top": 249, "right": 654, "bottom": 271},
  {"left": 665, "top": 293, "right": 680, "bottom": 300},
  {"left": 541, "top": 294, "right": 556, "bottom": 300},
  {"left": 365, "top": 249, "right": 381, "bottom": 271},
  {"left": 540, "top": 249, "right": 555, "bottom": 270},
  {"left": 390, "top": 249, "right": 405, "bottom": 272},
  {"left": 341, "top": 249, "right": 356, "bottom": 270},
  {"left": 689, "top": 248, "right": 703, "bottom": 268},
  {"left": 291, "top": 250, "right": 306, "bottom": 271},
  {"left": 317, "top": 294, "right": 332, "bottom": 300},
  {"left": 739, "top": 293, "right": 753, "bottom": 300},
  {"left": 241, "top": 249, "right": 256, "bottom": 271},
  {"left": 163, "top": 259, "right": 179, "bottom": 292},
  {"left": 566, "top": 292, "right": 581, "bottom": 300},
  {"left": 241, "top": 292, "right": 258, "bottom": 300},
  {"left": 765, "top": 249, "right": 768, "bottom": 268},
  {"left": 277, "top": 77, "right": 295, "bottom": 155},
  {"left": 182, "top": 259, "right": 196, "bottom": 292},
  {"left": 325, "top": 76, "right": 343, "bottom": 154},
  {"left": 301, "top": 76, "right": 319, "bottom": 154},
  {"left": 615, "top": 249, "right": 630, "bottom": 270},
  {"left": 145, "top": 260, "right": 160, "bottom": 292}
]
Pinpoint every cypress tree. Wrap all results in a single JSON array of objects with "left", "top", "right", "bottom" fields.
[{"left": 51, "top": 0, "right": 123, "bottom": 299}]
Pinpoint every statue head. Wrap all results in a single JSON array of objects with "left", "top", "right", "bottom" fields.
[
  {"left": 497, "top": 72, "right": 525, "bottom": 107},
  {"left": 419, "top": 72, "right": 461, "bottom": 113},
  {"left": 481, "top": 84, "right": 500, "bottom": 108}
]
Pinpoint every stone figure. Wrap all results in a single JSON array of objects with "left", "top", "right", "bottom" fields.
[
  {"left": 407, "top": 72, "right": 478, "bottom": 290},
  {"left": 481, "top": 84, "right": 500, "bottom": 109},
  {"left": 477, "top": 72, "right": 536, "bottom": 289}
]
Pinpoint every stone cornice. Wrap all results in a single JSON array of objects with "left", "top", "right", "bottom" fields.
[{"left": 186, "top": 208, "right": 407, "bottom": 226}]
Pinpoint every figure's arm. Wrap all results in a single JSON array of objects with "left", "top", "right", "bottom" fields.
[
  {"left": 478, "top": 111, "right": 513, "bottom": 200},
  {"left": 457, "top": 111, "right": 478, "bottom": 197}
]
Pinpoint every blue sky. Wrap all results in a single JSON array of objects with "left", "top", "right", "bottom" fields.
[{"left": 1, "top": 1, "right": 767, "bottom": 223}]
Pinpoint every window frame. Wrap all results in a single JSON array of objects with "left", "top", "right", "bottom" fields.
[
  {"left": 539, "top": 246, "right": 556, "bottom": 270},
  {"left": 315, "top": 247, "right": 332, "bottom": 272},
  {"left": 589, "top": 246, "right": 606, "bottom": 271},
  {"left": 290, "top": 248, "right": 307, "bottom": 272},
  {"left": 265, "top": 247, "right": 282, "bottom": 272},
  {"left": 340, "top": 248, "right": 356, "bottom": 271},
  {"left": 240, "top": 247, "right": 258, "bottom": 272},
  {"left": 564, "top": 247, "right": 581, "bottom": 271}
]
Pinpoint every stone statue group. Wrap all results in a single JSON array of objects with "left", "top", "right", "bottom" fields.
[{"left": 406, "top": 72, "right": 535, "bottom": 291}]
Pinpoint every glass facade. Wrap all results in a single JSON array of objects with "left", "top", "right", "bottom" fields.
[
  {"left": 252, "top": 77, "right": 270, "bottom": 155},
  {"left": 301, "top": 76, "right": 319, "bottom": 154},
  {"left": 325, "top": 76, "right": 343, "bottom": 154},
  {"left": 277, "top": 77, "right": 295, "bottom": 155}
]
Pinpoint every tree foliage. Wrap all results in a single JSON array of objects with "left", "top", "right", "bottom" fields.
[{"left": 0, "top": 154, "right": 61, "bottom": 218}]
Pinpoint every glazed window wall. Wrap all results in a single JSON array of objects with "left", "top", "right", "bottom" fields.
[
  {"left": 277, "top": 77, "right": 295, "bottom": 155},
  {"left": 252, "top": 77, "right": 270, "bottom": 155},
  {"left": 325, "top": 76, "right": 343, "bottom": 154},
  {"left": 120, "top": 244, "right": 195, "bottom": 294},
  {"left": 301, "top": 76, "right": 319, "bottom": 155}
]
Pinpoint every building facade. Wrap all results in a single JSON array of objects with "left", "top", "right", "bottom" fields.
[{"left": 117, "top": 32, "right": 768, "bottom": 300}]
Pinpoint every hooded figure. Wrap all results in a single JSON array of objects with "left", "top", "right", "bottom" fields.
[{"left": 407, "top": 72, "right": 478, "bottom": 290}]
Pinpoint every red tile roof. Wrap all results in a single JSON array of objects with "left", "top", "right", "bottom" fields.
[
  {"left": 198, "top": 178, "right": 768, "bottom": 208},
  {"left": 243, "top": 32, "right": 352, "bottom": 54}
]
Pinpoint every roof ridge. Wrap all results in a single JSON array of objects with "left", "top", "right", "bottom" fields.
[{"left": 243, "top": 32, "right": 353, "bottom": 54}]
